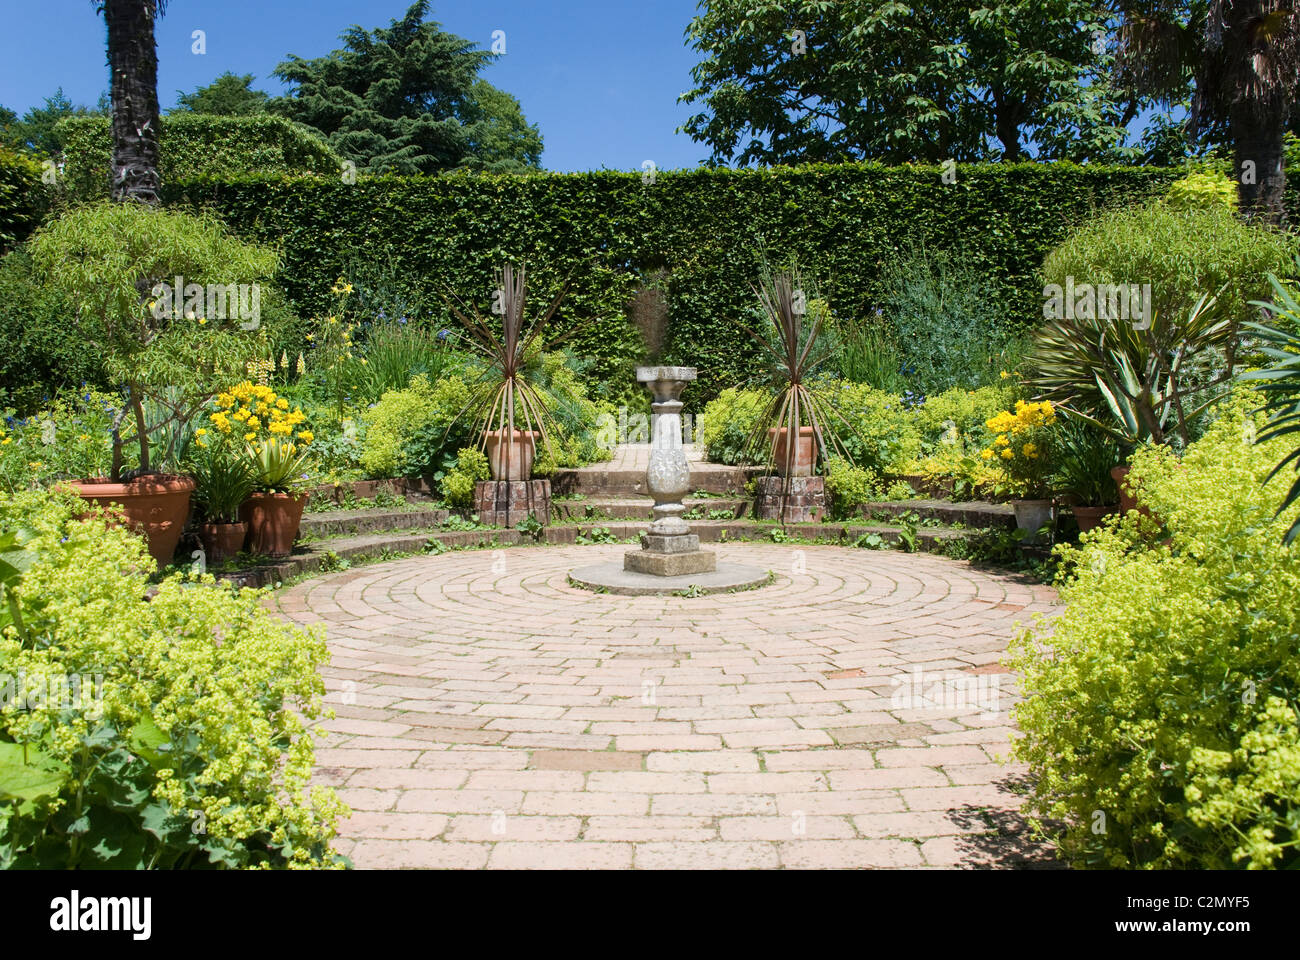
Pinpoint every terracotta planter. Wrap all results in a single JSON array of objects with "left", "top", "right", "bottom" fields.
[
  {"left": 1110, "top": 466, "right": 1138, "bottom": 515},
  {"left": 198, "top": 521, "right": 248, "bottom": 565},
  {"left": 69, "top": 475, "right": 195, "bottom": 567},
  {"left": 1073, "top": 504, "right": 1117, "bottom": 533},
  {"left": 1012, "top": 498, "right": 1054, "bottom": 545},
  {"left": 239, "top": 492, "right": 307, "bottom": 558},
  {"left": 484, "top": 429, "right": 537, "bottom": 481},
  {"left": 768, "top": 426, "right": 817, "bottom": 477}
]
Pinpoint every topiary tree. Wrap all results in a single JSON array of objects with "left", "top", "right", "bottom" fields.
[{"left": 26, "top": 202, "right": 280, "bottom": 480}]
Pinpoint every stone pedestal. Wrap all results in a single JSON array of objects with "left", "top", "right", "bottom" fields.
[
  {"left": 474, "top": 479, "right": 550, "bottom": 528},
  {"left": 625, "top": 366, "right": 716, "bottom": 575},
  {"left": 754, "top": 476, "right": 826, "bottom": 523}
]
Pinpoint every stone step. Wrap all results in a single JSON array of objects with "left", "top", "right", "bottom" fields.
[
  {"left": 219, "top": 520, "right": 975, "bottom": 589},
  {"left": 299, "top": 506, "right": 452, "bottom": 538},
  {"left": 550, "top": 463, "right": 760, "bottom": 497},
  {"left": 855, "top": 500, "right": 1016, "bottom": 529},
  {"left": 552, "top": 497, "right": 749, "bottom": 521}
]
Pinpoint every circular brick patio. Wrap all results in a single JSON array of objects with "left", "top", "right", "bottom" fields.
[{"left": 272, "top": 543, "right": 1061, "bottom": 869}]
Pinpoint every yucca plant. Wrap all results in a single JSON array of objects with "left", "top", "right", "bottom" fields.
[
  {"left": 1025, "top": 291, "right": 1237, "bottom": 451},
  {"left": 246, "top": 438, "right": 311, "bottom": 494},
  {"left": 739, "top": 266, "right": 858, "bottom": 524},
  {"left": 1242, "top": 271, "right": 1300, "bottom": 543},
  {"left": 439, "top": 264, "right": 575, "bottom": 487}
]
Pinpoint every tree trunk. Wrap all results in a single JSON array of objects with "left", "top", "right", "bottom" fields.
[
  {"left": 105, "top": 0, "right": 162, "bottom": 205},
  {"left": 1233, "top": 104, "right": 1288, "bottom": 225}
]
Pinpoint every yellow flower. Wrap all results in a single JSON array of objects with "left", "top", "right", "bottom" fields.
[
  {"left": 981, "top": 449, "right": 994, "bottom": 461},
  {"left": 1000, "top": 448, "right": 1014, "bottom": 460},
  {"left": 1, "top": 438, "right": 10, "bottom": 446},
  {"left": 195, "top": 429, "right": 207, "bottom": 438},
  {"left": 276, "top": 398, "right": 289, "bottom": 411},
  {"left": 995, "top": 435, "right": 1009, "bottom": 447},
  {"left": 297, "top": 431, "right": 314, "bottom": 445},
  {"left": 1000, "top": 370, "right": 1010, "bottom": 379},
  {"left": 245, "top": 431, "right": 257, "bottom": 441}
]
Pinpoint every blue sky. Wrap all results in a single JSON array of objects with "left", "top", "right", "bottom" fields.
[{"left": 0, "top": 0, "right": 709, "bottom": 172}]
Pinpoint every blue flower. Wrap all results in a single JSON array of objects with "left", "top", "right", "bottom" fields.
[{"left": 436, "top": 328, "right": 450, "bottom": 341}]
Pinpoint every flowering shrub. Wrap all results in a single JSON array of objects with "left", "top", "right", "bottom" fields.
[
  {"left": 981, "top": 400, "right": 1056, "bottom": 497},
  {"left": 209, "top": 382, "right": 312, "bottom": 446},
  {"left": 0, "top": 391, "right": 118, "bottom": 492},
  {"left": 1010, "top": 395, "right": 1300, "bottom": 868},
  {"left": 0, "top": 488, "right": 347, "bottom": 868}
]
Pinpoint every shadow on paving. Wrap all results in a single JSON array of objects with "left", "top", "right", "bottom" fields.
[{"left": 944, "top": 773, "right": 1064, "bottom": 869}]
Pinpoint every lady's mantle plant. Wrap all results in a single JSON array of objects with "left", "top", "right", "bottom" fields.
[{"left": 0, "top": 488, "right": 348, "bottom": 868}]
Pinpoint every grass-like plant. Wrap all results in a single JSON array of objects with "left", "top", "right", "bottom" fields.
[
  {"left": 188, "top": 441, "right": 256, "bottom": 523},
  {"left": 439, "top": 263, "right": 574, "bottom": 482}
]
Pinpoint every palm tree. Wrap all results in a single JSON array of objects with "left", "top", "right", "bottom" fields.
[
  {"left": 97, "top": 1, "right": 165, "bottom": 204},
  {"left": 1112, "top": 1, "right": 1299, "bottom": 223}
]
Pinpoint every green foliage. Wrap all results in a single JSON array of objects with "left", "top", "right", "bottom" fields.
[
  {"left": 360, "top": 374, "right": 476, "bottom": 478},
  {"left": 829, "top": 316, "right": 904, "bottom": 392},
  {"left": 829, "top": 381, "right": 922, "bottom": 474},
  {"left": 56, "top": 113, "right": 340, "bottom": 201},
  {"left": 271, "top": 1, "right": 540, "bottom": 175},
  {"left": 680, "top": 1, "right": 1134, "bottom": 165},
  {"left": 0, "top": 392, "right": 118, "bottom": 493},
  {"left": 187, "top": 438, "right": 256, "bottom": 523},
  {"left": 0, "top": 488, "right": 348, "bottom": 868},
  {"left": 172, "top": 72, "right": 271, "bottom": 116},
  {"left": 1041, "top": 202, "right": 1298, "bottom": 333},
  {"left": 878, "top": 245, "right": 1025, "bottom": 396},
  {"left": 1, "top": 88, "right": 107, "bottom": 157},
  {"left": 698, "top": 387, "right": 769, "bottom": 465},
  {"left": 0, "top": 148, "right": 46, "bottom": 254},
  {"left": 1165, "top": 170, "right": 1238, "bottom": 211},
  {"left": 1011, "top": 396, "right": 1300, "bottom": 868},
  {"left": 0, "top": 247, "right": 106, "bottom": 413},
  {"left": 824, "top": 457, "right": 881, "bottom": 520},
  {"left": 1052, "top": 415, "right": 1121, "bottom": 507},
  {"left": 167, "top": 162, "right": 1206, "bottom": 402},
  {"left": 26, "top": 202, "right": 281, "bottom": 479},
  {"left": 911, "top": 383, "right": 1021, "bottom": 451},
  {"left": 441, "top": 447, "right": 489, "bottom": 507}
]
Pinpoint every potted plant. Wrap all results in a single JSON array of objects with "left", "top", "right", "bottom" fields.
[
  {"left": 25, "top": 202, "right": 278, "bottom": 566},
  {"left": 188, "top": 437, "right": 256, "bottom": 564},
  {"left": 982, "top": 400, "right": 1058, "bottom": 543},
  {"left": 737, "top": 266, "right": 863, "bottom": 523},
  {"left": 1052, "top": 416, "right": 1121, "bottom": 532},
  {"left": 440, "top": 265, "right": 571, "bottom": 482},
  {"left": 209, "top": 381, "right": 314, "bottom": 557}
]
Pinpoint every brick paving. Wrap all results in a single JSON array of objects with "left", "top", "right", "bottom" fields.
[{"left": 273, "top": 542, "right": 1061, "bottom": 869}]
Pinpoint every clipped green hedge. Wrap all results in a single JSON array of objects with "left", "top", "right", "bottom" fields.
[
  {"left": 166, "top": 163, "right": 1202, "bottom": 401},
  {"left": 57, "top": 114, "right": 342, "bottom": 200},
  {"left": 0, "top": 146, "right": 46, "bottom": 253}
]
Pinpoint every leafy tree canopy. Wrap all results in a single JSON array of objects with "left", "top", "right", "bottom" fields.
[
  {"left": 1, "top": 88, "right": 109, "bottom": 157},
  {"left": 270, "top": 0, "right": 541, "bottom": 174},
  {"left": 172, "top": 72, "right": 271, "bottom": 116},
  {"left": 680, "top": 0, "right": 1160, "bottom": 165}
]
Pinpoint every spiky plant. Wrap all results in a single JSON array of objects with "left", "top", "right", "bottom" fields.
[
  {"left": 1242, "top": 269, "right": 1300, "bottom": 542},
  {"left": 439, "top": 263, "right": 574, "bottom": 494},
  {"left": 740, "top": 266, "right": 857, "bottom": 525}
]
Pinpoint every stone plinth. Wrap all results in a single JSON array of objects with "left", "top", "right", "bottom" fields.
[
  {"left": 754, "top": 476, "right": 826, "bottom": 524},
  {"left": 474, "top": 479, "right": 551, "bottom": 528}
]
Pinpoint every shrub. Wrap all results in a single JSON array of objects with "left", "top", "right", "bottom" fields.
[
  {"left": 824, "top": 457, "right": 881, "bottom": 520},
  {"left": 1010, "top": 395, "right": 1300, "bottom": 868},
  {"left": 830, "top": 381, "right": 922, "bottom": 475},
  {"left": 360, "top": 374, "right": 475, "bottom": 478},
  {"left": 0, "top": 391, "right": 118, "bottom": 493},
  {"left": 0, "top": 247, "right": 108, "bottom": 414},
  {"left": 1165, "top": 170, "right": 1238, "bottom": 211},
  {"left": 0, "top": 488, "right": 348, "bottom": 868},
  {"left": 911, "top": 382, "right": 1020, "bottom": 452},
  {"left": 0, "top": 146, "right": 46, "bottom": 254},
  {"left": 56, "top": 114, "right": 340, "bottom": 201},
  {"left": 697, "top": 387, "right": 769, "bottom": 465},
  {"left": 1041, "top": 202, "right": 1297, "bottom": 332},
  {"left": 441, "top": 447, "right": 489, "bottom": 507},
  {"left": 877, "top": 245, "right": 1023, "bottom": 395}
]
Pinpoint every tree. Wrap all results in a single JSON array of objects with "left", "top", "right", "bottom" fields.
[
  {"left": 1, "top": 88, "right": 109, "bottom": 156},
  {"left": 172, "top": 72, "right": 270, "bottom": 116},
  {"left": 679, "top": 0, "right": 1144, "bottom": 165},
  {"left": 456, "top": 81, "right": 543, "bottom": 173},
  {"left": 97, "top": 0, "right": 166, "bottom": 204},
  {"left": 271, "top": 1, "right": 541, "bottom": 174},
  {"left": 1111, "top": 1, "right": 1298, "bottom": 222}
]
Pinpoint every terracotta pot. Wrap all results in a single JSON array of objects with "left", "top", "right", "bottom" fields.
[
  {"left": 484, "top": 429, "right": 538, "bottom": 481},
  {"left": 198, "top": 521, "right": 248, "bottom": 565},
  {"left": 239, "top": 492, "right": 307, "bottom": 557},
  {"left": 69, "top": 475, "right": 195, "bottom": 567},
  {"left": 1012, "top": 498, "right": 1054, "bottom": 545},
  {"left": 1073, "top": 504, "right": 1117, "bottom": 533},
  {"left": 768, "top": 426, "right": 817, "bottom": 477}
]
